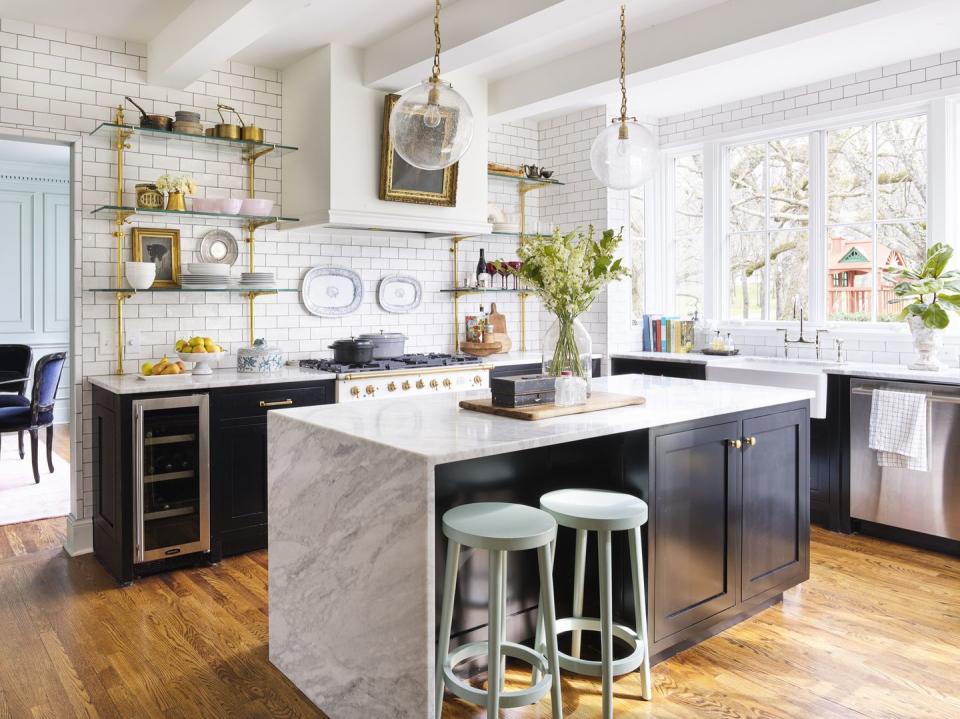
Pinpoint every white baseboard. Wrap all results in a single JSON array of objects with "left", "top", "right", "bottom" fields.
[{"left": 64, "top": 516, "right": 92, "bottom": 556}]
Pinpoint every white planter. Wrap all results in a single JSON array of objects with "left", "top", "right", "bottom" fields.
[{"left": 907, "top": 315, "right": 943, "bottom": 371}]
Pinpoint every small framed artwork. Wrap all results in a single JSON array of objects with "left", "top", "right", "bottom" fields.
[
  {"left": 132, "top": 227, "right": 181, "bottom": 287},
  {"left": 379, "top": 93, "right": 458, "bottom": 207}
]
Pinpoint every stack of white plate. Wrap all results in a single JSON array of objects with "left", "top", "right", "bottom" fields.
[
  {"left": 239, "top": 271, "right": 275, "bottom": 289},
  {"left": 181, "top": 262, "right": 233, "bottom": 289}
]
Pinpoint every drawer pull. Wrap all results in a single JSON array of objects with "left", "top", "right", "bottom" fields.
[{"left": 260, "top": 399, "right": 294, "bottom": 408}]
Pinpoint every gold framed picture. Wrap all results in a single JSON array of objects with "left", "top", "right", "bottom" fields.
[
  {"left": 131, "top": 227, "right": 181, "bottom": 288},
  {"left": 379, "top": 93, "right": 458, "bottom": 207}
]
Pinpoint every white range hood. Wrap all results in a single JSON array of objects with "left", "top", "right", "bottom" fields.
[{"left": 282, "top": 45, "right": 491, "bottom": 236}]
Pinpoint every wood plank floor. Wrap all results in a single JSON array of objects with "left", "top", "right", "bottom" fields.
[{"left": 0, "top": 528, "right": 957, "bottom": 718}]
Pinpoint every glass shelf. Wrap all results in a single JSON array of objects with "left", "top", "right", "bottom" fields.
[
  {"left": 91, "top": 205, "right": 298, "bottom": 224},
  {"left": 488, "top": 171, "right": 564, "bottom": 186},
  {"left": 90, "top": 287, "right": 299, "bottom": 293},
  {"left": 90, "top": 122, "right": 298, "bottom": 157}
]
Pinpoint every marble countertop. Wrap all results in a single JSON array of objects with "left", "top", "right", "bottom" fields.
[
  {"left": 487, "top": 351, "right": 601, "bottom": 367},
  {"left": 611, "top": 351, "right": 960, "bottom": 384},
  {"left": 271, "top": 374, "right": 813, "bottom": 464},
  {"left": 88, "top": 366, "right": 337, "bottom": 394}
]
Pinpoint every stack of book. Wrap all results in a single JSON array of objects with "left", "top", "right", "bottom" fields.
[{"left": 641, "top": 315, "right": 695, "bottom": 353}]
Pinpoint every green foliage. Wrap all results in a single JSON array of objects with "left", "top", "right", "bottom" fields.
[
  {"left": 498, "top": 226, "right": 630, "bottom": 321},
  {"left": 883, "top": 242, "right": 960, "bottom": 329}
]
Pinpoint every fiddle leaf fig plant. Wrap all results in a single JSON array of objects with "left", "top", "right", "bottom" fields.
[{"left": 884, "top": 242, "right": 960, "bottom": 329}]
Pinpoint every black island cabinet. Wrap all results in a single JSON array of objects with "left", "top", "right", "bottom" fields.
[{"left": 91, "top": 379, "right": 334, "bottom": 584}]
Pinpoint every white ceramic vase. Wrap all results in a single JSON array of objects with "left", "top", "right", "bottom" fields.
[
  {"left": 125, "top": 261, "right": 156, "bottom": 290},
  {"left": 907, "top": 315, "right": 943, "bottom": 371}
]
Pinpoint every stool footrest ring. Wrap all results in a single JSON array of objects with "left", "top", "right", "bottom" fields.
[
  {"left": 443, "top": 640, "right": 553, "bottom": 709},
  {"left": 552, "top": 616, "right": 646, "bottom": 678}
]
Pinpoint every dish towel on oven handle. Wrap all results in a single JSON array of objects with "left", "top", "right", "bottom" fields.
[{"left": 868, "top": 389, "right": 928, "bottom": 471}]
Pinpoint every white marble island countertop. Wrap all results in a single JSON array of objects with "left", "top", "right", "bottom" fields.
[
  {"left": 269, "top": 374, "right": 813, "bottom": 464},
  {"left": 266, "top": 374, "right": 813, "bottom": 719}
]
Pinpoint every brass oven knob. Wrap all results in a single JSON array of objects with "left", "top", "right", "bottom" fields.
[
  {"left": 442, "top": 378, "right": 452, "bottom": 388},
  {"left": 429, "top": 379, "right": 439, "bottom": 389},
  {"left": 402, "top": 380, "right": 411, "bottom": 391},
  {"left": 350, "top": 386, "right": 360, "bottom": 397},
  {"left": 473, "top": 375, "right": 482, "bottom": 385},
  {"left": 416, "top": 379, "right": 425, "bottom": 389},
  {"left": 387, "top": 382, "right": 397, "bottom": 392},
  {"left": 365, "top": 385, "right": 376, "bottom": 396}
]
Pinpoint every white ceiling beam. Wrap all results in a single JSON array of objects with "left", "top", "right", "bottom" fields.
[
  {"left": 148, "top": 0, "right": 312, "bottom": 89},
  {"left": 363, "top": 0, "right": 621, "bottom": 91},
  {"left": 488, "top": 0, "right": 936, "bottom": 122}
]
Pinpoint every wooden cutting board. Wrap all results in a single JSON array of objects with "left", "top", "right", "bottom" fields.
[
  {"left": 459, "top": 392, "right": 645, "bottom": 421},
  {"left": 487, "top": 303, "right": 512, "bottom": 352}
]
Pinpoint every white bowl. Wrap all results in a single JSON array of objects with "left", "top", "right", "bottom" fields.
[
  {"left": 177, "top": 350, "right": 227, "bottom": 375},
  {"left": 216, "top": 198, "right": 243, "bottom": 214},
  {"left": 191, "top": 197, "right": 219, "bottom": 212},
  {"left": 240, "top": 198, "right": 274, "bottom": 216},
  {"left": 125, "top": 261, "right": 156, "bottom": 290}
]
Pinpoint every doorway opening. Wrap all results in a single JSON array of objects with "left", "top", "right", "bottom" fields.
[{"left": 0, "top": 138, "right": 72, "bottom": 557}]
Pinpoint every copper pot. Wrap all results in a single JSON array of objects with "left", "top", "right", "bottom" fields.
[{"left": 125, "top": 96, "right": 171, "bottom": 131}]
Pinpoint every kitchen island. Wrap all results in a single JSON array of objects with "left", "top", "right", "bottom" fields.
[{"left": 267, "top": 374, "right": 813, "bottom": 718}]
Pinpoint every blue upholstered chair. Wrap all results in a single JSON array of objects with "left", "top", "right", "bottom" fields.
[
  {"left": 0, "top": 352, "right": 66, "bottom": 483},
  {"left": 0, "top": 344, "right": 33, "bottom": 459}
]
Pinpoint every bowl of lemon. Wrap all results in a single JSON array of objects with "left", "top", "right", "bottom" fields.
[
  {"left": 139, "top": 356, "right": 188, "bottom": 380},
  {"left": 175, "top": 336, "right": 227, "bottom": 375}
]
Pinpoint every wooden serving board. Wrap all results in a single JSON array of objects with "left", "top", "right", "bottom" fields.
[{"left": 459, "top": 391, "right": 645, "bottom": 421}]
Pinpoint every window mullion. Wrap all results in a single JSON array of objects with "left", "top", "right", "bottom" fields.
[
  {"left": 871, "top": 121, "right": 879, "bottom": 322},
  {"left": 808, "top": 129, "right": 826, "bottom": 323},
  {"left": 762, "top": 143, "right": 771, "bottom": 320}
]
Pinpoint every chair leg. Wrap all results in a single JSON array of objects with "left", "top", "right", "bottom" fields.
[
  {"left": 537, "top": 542, "right": 563, "bottom": 719},
  {"left": 629, "top": 528, "right": 653, "bottom": 701},
  {"left": 18, "top": 430, "right": 24, "bottom": 459},
  {"left": 598, "top": 530, "right": 614, "bottom": 719},
  {"left": 435, "top": 540, "right": 460, "bottom": 719},
  {"left": 487, "top": 549, "right": 505, "bottom": 717},
  {"left": 500, "top": 558, "right": 508, "bottom": 690},
  {"left": 571, "top": 528, "right": 588, "bottom": 658},
  {"left": 30, "top": 429, "right": 39, "bottom": 483},
  {"left": 532, "top": 536, "right": 556, "bottom": 685},
  {"left": 46, "top": 426, "right": 55, "bottom": 473}
]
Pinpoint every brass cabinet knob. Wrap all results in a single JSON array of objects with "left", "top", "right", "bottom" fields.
[
  {"left": 350, "top": 386, "right": 360, "bottom": 397},
  {"left": 402, "top": 380, "right": 411, "bottom": 391},
  {"left": 728, "top": 438, "right": 742, "bottom": 449},
  {"left": 744, "top": 436, "right": 757, "bottom": 447},
  {"left": 365, "top": 385, "right": 376, "bottom": 395},
  {"left": 387, "top": 382, "right": 397, "bottom": 392},
  {"left": 442, "top": 378, "right": 452, "bottom": 388},
  {"left": 429, "top": 379, "right": 439, "bottom": 389},
  {"left": 416, "top": 379, "right": 425, "bottom": 389},
  {"left": 473, "top": 375, "right": 482, "bottom": 385}
]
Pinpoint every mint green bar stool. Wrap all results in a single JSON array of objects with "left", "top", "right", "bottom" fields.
[
  {"left": 535, "top": 489, "right": 653, "bottom": 719},
  {"left": 436, "top": 502, "right": 563, "bottom": 718}
]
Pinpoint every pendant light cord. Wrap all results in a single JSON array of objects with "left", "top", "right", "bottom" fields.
[
  {"left": 619, "top": 4, "right": 628, "bottom": 122},
  {"left": 432, "top": 0, "right": 442, "bottom": 82}
]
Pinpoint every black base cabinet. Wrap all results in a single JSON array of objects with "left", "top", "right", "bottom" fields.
[
  {"left": 435, "top": 401, "right": 810, "bottom": 665},
  {"left": 92, "top": 379, "right": 334, "bottom": 583}
]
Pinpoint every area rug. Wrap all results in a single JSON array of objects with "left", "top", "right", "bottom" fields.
[{"left": 0, "top": 435, "right": 70, "bottom": 525}]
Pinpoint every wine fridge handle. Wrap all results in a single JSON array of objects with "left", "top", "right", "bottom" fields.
[{"left": 133, "top": 403, "right": 145, "bottom": 564}]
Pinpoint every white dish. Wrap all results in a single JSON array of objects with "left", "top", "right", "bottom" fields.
[
  {"left": 187, "top": 262, "right": 230, "bottom": 276},
  {"left": 137, "top": 372, "right": 193, "bottom": 381},
  {"left": 177, "top": 351, "right": 227, "bottom": 376},
  {"left": 301, "top": 266, "right": 362, "bottom": 317},
  {"left": 377, "top": 274, "right": 422, "bottom": 313},
  {"left": 240, "top": 198, "right": 274, "bottom": 216},
  {"left": 492, "top": 223, "right": 520, "bottom": 234}
]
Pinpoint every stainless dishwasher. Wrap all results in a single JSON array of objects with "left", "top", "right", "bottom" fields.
[{"left": 850, "top": 379, "right": 960, "bottom": 540}]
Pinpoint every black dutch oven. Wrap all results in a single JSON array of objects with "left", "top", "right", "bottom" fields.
[{"left": 329, "top": 337, "right": 375, "bottom": 364}]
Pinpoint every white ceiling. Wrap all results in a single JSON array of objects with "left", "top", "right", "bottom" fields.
[{"left": 0, "top": 0, "right": 191, "bottom": 44}]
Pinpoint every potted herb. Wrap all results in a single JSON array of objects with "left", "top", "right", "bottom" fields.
[
  {"left": 884, "top": 242, "right": 960, "bottom": 370},
  {"left": 502, "top": 226, "right": 628, "bottom": 391}
]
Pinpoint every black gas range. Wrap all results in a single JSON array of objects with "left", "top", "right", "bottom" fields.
[{"left": 299, "top": 352, "right": 483, "bottom": 375}]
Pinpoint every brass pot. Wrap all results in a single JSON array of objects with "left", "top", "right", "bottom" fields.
[
  {"left": 215, "top": 124, "right": 240, "bottom": 139},
  {"left": 241, "top": 126, "right": 263, "bottom": 143}
]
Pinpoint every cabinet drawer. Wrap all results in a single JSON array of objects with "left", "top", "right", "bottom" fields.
[{"left": 214, "top": 383, "right": 331, "bottom": 421}]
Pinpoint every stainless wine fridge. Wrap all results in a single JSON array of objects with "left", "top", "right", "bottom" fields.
[{"left": 132, "top": 394, "right": 210, "bottom": 563}]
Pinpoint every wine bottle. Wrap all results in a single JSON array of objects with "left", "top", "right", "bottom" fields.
[
  {"left": 478, "top": 305, "right": 486, "bottom": 341},
  {"left": 476, "top": 248, "right": 486, "bottom": 281}
]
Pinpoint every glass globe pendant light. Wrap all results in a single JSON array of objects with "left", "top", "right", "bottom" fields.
[
  {"left": 590, "top": 5, "right": 658, "bottom": 190},
  {"left": 388, "top": 0, "right": 474, "bottom": 170}
]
